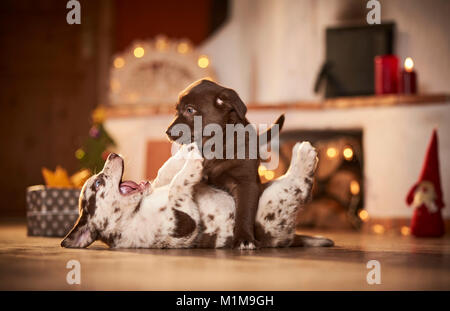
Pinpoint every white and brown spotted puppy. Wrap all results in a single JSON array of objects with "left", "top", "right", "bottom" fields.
[
  {"left": 61, "top": 147, "right": 203, "bottom": 248},
  {"left": 61, "top": 142, "right": 333, "bottom": 249}
]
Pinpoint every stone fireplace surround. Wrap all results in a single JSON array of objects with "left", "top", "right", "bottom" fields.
[{"left": 104, "top": 94, "right": 450, "bottom": 224}]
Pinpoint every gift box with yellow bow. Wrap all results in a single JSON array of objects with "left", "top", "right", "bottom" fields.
[{"left": 26, "top": 167, "right": 91, "bottom": 237}]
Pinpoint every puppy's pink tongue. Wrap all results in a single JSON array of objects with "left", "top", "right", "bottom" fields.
[{"left": 119, "top": 181, "right": 139, "bottom": 194}]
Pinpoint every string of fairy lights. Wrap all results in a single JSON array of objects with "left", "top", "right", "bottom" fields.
[
  {"left": 112, "top": 39, "right": 211, "bottom": 71},
  {"left": 109, "top": 37, "right": 214, "bottom": 105}
]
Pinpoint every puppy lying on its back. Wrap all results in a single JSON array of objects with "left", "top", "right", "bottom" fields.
[{"left": 61, "top": 142, "right": 333, "bottom": 249}]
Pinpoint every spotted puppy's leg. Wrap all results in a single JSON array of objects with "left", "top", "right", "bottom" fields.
[
  {"left": 166, "top": 143, "right": 203, "bottom": 247},
  {"left": 152, "top": 144, "right": 192, "bottom": 188},
  {"left": 255, "top": 141, "right": 318, "bottom": 247}
]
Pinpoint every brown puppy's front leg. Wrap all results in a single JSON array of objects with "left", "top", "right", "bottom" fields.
[{"left": 230, "top": 181, "right": 260, "bottom": 249}]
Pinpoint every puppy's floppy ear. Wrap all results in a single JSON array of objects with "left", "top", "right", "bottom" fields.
[
  {"left": 61, "top": 212, "right": 97, "bottom": 248},
  {"left": 215, "top": 88, "right": 247, "bottom": 120}
]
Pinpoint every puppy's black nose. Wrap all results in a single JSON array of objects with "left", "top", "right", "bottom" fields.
[
  {"left": 108, "top": 153, "right": 119, "bottom": 160},
  {"left": 165, "top": 128, "right": 171, "bottom": 136}
]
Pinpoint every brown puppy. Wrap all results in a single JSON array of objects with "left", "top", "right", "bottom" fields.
[{"left": 166, "top": 79, "right": 284, "bottom": 249}]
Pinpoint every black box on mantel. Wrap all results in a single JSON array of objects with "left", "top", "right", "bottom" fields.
[
  {"left": 26, "top": 185, "right": 80, "bottom": 237},
  {"left": 325, "top": 23, "right": 395, "bottom": 98}
]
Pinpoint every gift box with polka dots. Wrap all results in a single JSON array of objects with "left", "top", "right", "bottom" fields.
[{"left": 26, "top": 185, "right": 80, "bottom": 237}]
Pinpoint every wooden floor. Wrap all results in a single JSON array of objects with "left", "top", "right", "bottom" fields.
[{"left": 1, "top": 220, "right": 449, "bottom": 290}]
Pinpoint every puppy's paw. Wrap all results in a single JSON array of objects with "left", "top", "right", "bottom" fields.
[
  {"left": 173, "top": 143, "right": 190, "bottom": 159},
  {"left": 182, "top": 154, "right": 204, "bottom": 184},
  {"left": 186, "top": 142, "right": 202, "bottom": 158},
  {"left": 296, "top": 141, "right": 318, "bottom": 177},
  {"left": 175, "top": 142, "right": 202, "bottom": 160},
  {"left": 233, "top": 238, "right": 259, "bottom": 250}
]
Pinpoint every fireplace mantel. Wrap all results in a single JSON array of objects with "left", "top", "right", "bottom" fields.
[{"left": 105, "top": 94, "right": 449, "bottom": 118}]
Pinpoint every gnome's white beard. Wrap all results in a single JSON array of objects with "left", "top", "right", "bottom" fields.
[{"left": 412, "top": 181, "right": 438, "bottom": 213}]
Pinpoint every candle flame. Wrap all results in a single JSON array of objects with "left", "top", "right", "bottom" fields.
[{"left": 404, "top": 57, "right": 414, "bottom": 72}]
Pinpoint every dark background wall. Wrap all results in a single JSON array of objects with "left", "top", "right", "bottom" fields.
[
  {"left": 115, "top": 0, "right": 209, "bottom": 52},
  {"left": 0, "top": 0, "right": 104, "bottom": 217},
  {"left": 0, "top": 0, "right": 227, "bottom": 217}
]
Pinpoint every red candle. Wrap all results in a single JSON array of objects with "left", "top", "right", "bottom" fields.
[
  {"left": 400, "top": 57, "right": 417, "bottom": 94},
  {"left": 374, "top": 55, "right": 399, "bottom": 95}
]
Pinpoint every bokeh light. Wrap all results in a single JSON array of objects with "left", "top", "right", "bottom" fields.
[
  {"left": 197, "top": 55, "right": 209, "bottom": 68},
  {"left": 75, "top": 148, "right": 85, "bottom": 160},
  {"left": 358, "top": 210, "right": 369, "bottom": 222},
  {"left": 177, "top": 42, "right": 190, "bottom": 54},
  {"left": 401, "top": 226, "right": 410, "bottom": 236},
  {"left": 350, "top": 180, "right": 360, "bottom": 195},
  {"left": 372, "top": 224, "right": 385, "bottom": 234},
  {"left": 133, "top": 46, "right": 145, "bottom": 58},
  {"left": 113, "top": 57, "right": 125, "bottom": 69},
  {"left": 326, "top": 147, "right": 337, "bottom": 158},
  {"left": 343, "top": 147, "right": 353, "bottom": 160}
]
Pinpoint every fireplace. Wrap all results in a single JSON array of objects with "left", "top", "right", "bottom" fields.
[{"left": 259, "top": 129, "right": 364, "bottom": 230}]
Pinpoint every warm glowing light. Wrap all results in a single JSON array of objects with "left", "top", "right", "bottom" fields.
[
  {"left": 113, "top": 57, "right": 125, "bottom": 68},
  {"left": 198, "top": 55, "right": 210, "bottom": 68},
  {"left": 258, "top": 165, "right": 267, "bottom": 176},
  {"left": 404, "top": 57, "right": 414, "bottom": 72},
  {"left": 133, "top": 47, "right": 145, "bottom": 58},
  {"left": 92, "top": 107, "right": 106, "bottom": 123},
  {"left": 177, "top": 42, "right": 190, "bottom": 54},
  {"left": 156, "top": 38, "right": 168, "bottom": 51},
  {"left": 350, "top": 180, "right": 360, "bottom": 195},
  {"left": 401, "top": 226, "right": 410, "bottom": 236},
  {"left": 264, "top": 170, "right": 275, "bottom": 181},
  {"left": 326, "top": 147, "right": 337, "bottom": 158},
  {"left": 75, "top": 148, "right": 85, "bottom": 160},
  {"left": 372, "top": 224, "right": 385, "bottom": 234},
  {"left": 358, "top": 210, "right": 369, "bottom": 222},
  {"left": 110, "top": 79, "right": 120, "bottom": 92},
  {"left": 343, "top": 147, "right": 353, "bottom": 160}
]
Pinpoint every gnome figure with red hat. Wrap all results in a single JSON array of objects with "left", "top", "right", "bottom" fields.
[{"left": 406, "top": 129, "right": 446, "bottom": 237}]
